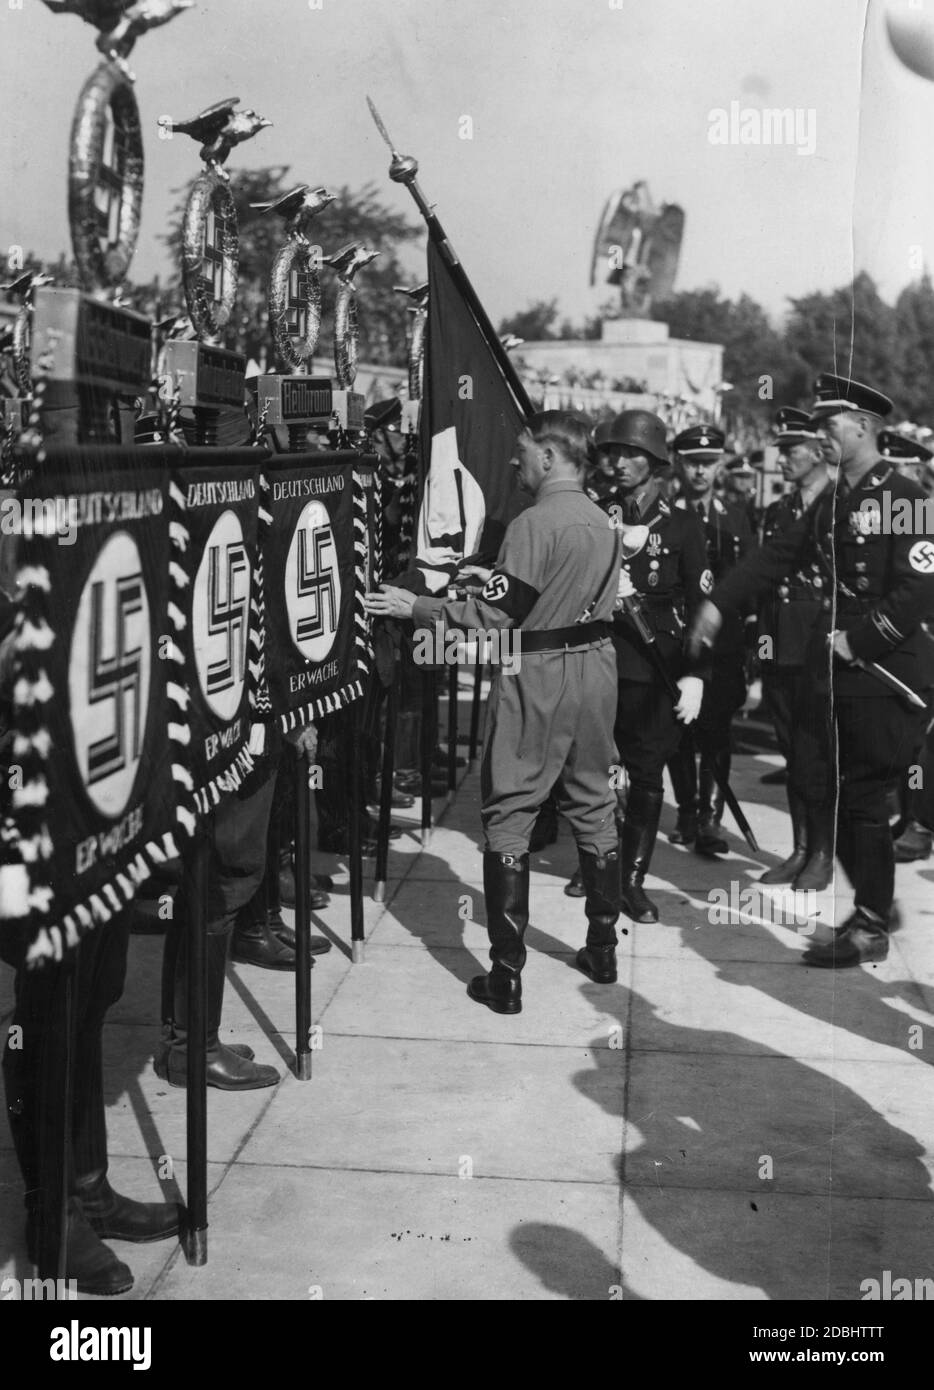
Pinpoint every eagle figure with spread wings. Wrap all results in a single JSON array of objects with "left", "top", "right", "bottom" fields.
[{"left": 590, "top": 181, "right": 685, "bottom": 317}]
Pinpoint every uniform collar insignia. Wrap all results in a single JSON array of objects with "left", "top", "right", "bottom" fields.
[{"left": 859, "top": 465, "right": 893, "bottom": 490}]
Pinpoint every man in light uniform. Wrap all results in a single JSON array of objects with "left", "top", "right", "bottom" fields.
[{"left": 366, "top": 412, "right": 625, "bottom": 1011}]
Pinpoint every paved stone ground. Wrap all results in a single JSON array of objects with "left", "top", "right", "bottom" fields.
[{"left": 2, "top": 708, "right": 933, "bottom": 1301}]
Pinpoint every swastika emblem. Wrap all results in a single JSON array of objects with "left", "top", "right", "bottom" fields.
[
  {"left": 201, "top": 199, "right": 229, "bottom": 308},
  {"left": 69, "top": 532, "right": 151, "bottom": 819},
  {"left": 482, "top": 573, "right": 509, "bottom": 602},
  {"left": 909, "top": 540, "right": 934, "bottom": 574},
  {"left": 285, "top": 500, "right": 341, "bottom": 662},
  {"left": 193, "top": 511, "right": 251, "bottom": 721}
]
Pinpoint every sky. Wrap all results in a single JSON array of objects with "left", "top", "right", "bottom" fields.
[{"left": 1, "top": 0, "right": 933, "bottom": 328}]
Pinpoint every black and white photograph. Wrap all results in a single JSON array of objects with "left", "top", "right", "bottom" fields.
[{"left": 1, "top": 0, "right": 933, "bottom": 1334}]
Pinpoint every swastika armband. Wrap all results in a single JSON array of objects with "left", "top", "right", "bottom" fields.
[
  {"left": 908, "top": 540, "right": 934, "bottom": 574},
  {"left": 480, "top": 569, "right": 540, "bottom": 621}
]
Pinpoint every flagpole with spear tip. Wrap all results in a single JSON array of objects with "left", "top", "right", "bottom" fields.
[{"left": 367, "top": 98, "right": 534, "bottom": 418}]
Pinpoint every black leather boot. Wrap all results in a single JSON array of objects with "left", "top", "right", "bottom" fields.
[
  {"left": 76, "top": 1171, "right": 181, "bottom": 1244},
  {"left": 893, "top": 819, "right": 933, "bottom": 862},
  {"left": 760, "top": 787, "right": 808, "bottom": 884},
  {"left": 845, "top": 818, "right": 896, "bottom": 924},
  {"left": 156, "top": 932, "right": 280, "bottom": 1090},
  {"left": 564, "top": 869, "right": 586, "bottom": 897},
  {"left": 231, "top": 916, "right": 297, "bottom": 971},
  {"left": 575, "top": 847, "right": 621, "bottom": 982},
  {"left": 667, "top": 741, "right": 698, "bottom": 844},
  {"left": 793, "top": 804, "right": 835, "bottom": 891},
  {"left": 267, "top": 907, "right": 332, "bottom": 953},
  {"left": 801, "top": 906, "right": 889, "bottom": 968},
  {"left": 27, "top": 1198, "right": 133, "bottom": 1296},
  {"left": 159, "top": 925, "right": 255, "bottom": 1066},
  {"left": 695, "top": 755, "right": 728, "bottom": 855},
  {"left": 468, "top": 852, "right": 528, "bottom": 1014},
  {"left": 619, "top": 787, "right": 664, "bottom": 923}
]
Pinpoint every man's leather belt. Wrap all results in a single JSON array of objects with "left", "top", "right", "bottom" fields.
[{"left": 519, "top": 622, "right": 611, "bottom": 652}]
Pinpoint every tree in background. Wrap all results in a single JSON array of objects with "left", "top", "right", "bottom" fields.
[
  {"left": 160, "top": 166, "right": 423, "bottom": 369},
  {"left": 498, "top": 298, "right": 561, "bottom": 341},
  {"left": 893, "top": 276, "right": 934, "bottom": 426},
  {"left": 2, "top": 170, "right": 424, "bottom": 375},
  {"left": 784, "top": 272, "right": 900, "bottom": 409},
  {"left": 500, "top": 273, "right": 934, "bottom": 432},
  {"left": 652, "top": 287, "right": 810, "bottom": 421}
]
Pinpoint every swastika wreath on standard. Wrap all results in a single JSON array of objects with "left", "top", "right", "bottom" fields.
[
  {"left": 0, "top": 462, "right": 178, "bottom": 966},
  {"left": 261, "top": 456, "right": 364, "bottom": 730},
  {"left": 167, "top": 462, "right": 264, "bottom": 818}
]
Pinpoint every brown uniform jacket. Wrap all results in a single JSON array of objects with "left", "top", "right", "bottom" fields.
[{"left": 412, "top": 478, "right": 622, "bottom": 637}]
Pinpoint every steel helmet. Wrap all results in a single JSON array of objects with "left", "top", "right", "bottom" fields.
[{"left": 601, "top": 410, "right": 669, "bottom": 466}]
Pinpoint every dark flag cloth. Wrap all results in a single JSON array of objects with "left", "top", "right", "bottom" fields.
[
  {"left": 260, "top": 454, "right": 369, "bottom": 731},
  {"left": 0, "top": 459, "right": 177, "bottom": 967},
  {"left": 167, "top": 459, "right": 263, "bottom": 817},
  {"left": 409, "top": 237, "right": 529, "bottom": 594}
]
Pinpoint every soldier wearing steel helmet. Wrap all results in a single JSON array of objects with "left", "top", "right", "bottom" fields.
[{"left": 565, "top": 409, "right": 709, "bottom": 922}]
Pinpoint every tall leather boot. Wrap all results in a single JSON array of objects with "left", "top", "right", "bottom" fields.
[
  {"left": 619, "top": 787, "right": 664, "bottom": 923},
  {"left": 846, "top": 818, "right": 895, "bottom": 923},
  {"left": 158, "top": 923, "right": 256, "bottom": 1068},
  {"left": 759, "top": 787, "right": 808, "bottom": 884},
  {"left": 155, "top": 931, "right": 280, "bottom": 1090},
  {"left": 4, "top": 974, "right": 139, "bottom": 1296},
  {"left": 695, "top": 753, "right": 729, "bottom": 855},
  {"left": 575, "top": 846, "right": 622, "bottom": 982},
  {"left": 73, "top": 1029, "right": 181, "bottom": 1244},
  {"left": 667, "top": 740, "right": 698, "bottom": 844},
  {"left": 793, "top": 803, "right": 835, "bottom": 891},
  {"left": 468, "top": 851, "right": 529, "bottom": 1014}
]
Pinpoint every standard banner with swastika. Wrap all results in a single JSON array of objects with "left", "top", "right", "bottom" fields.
[
  {"left": 261, "top": 453, "right": 364, "bottom": 730},
  {"left": 168, "top": 457, "right": 263, "bottom": 816},
  {"left": 0, "top": 455, "right": 177, "bottom": 966}
]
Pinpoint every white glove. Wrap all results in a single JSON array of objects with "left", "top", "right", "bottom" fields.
[
  {"left": 285, "top": 722, "right": 319, "bottom": 758},
  {"left": 616, "top": 567, "right": 635, "bottom": 601},
  {"left": 674, "top": 675, "right": 704, "bottom": 725}
]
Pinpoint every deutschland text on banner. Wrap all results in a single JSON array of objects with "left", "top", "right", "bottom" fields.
[
  {"left": 261, "top": 455, "right": 363, "bottom": 731},
  {"left": 167, "top": 460, "right": 263, "bottom": 816}
]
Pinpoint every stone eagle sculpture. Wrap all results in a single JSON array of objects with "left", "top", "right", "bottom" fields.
[{"left": 590, "top": 181, "right": 685, "bottom": 317}]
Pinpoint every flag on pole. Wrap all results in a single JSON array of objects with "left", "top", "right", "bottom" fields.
[{"left": 412, "top": 238, "right": 529, "bottom": 594}]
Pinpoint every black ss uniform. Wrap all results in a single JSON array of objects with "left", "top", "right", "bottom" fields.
[
  {"left": 606, "top": 491, "right": 711, "bottom": 916},
  {"left": 713, "top": 463, "right": 934, "bottom": 921},
  {"left": 611, "top": 493, "right": 710, "bottom": 788},
  {"left": 669, "top": 495, "right": 755, "bottom": 840},
  {"left": 758, "top": 483, "right": 834, "bottom": 805}
]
